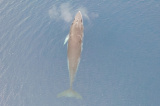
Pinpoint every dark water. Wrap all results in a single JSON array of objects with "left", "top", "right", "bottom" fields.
[{"left": 0, "top": 0, "right": 160, "bottom": 106}]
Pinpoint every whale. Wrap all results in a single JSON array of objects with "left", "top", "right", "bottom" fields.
[{"left": 57, "top": 11, "right": 84, "bottom": 99}]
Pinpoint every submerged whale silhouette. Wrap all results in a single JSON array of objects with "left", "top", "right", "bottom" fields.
[{"left": 57, "top": 11, "right": 84, "bottom": 99}]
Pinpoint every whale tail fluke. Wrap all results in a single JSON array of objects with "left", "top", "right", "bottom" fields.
[{"left": 57, "top": 88, "right": 82, "bottom": 99}]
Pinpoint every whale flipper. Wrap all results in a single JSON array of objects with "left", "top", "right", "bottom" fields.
[{"left": 64, "top": 34, "right": 69, "bottom": 45}]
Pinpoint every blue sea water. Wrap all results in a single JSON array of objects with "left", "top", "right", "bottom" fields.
[{"left": 0, "top": 0, "right": 160, "bottom": 106}]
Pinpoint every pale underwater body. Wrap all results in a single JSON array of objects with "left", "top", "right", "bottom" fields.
[{"left": 57, "top": 11, "right": 84, "bottom": 99}]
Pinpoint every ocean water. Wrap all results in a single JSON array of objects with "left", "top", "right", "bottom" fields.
[{"left": 0, "top": 0, "right": 160, "bottom": 106}]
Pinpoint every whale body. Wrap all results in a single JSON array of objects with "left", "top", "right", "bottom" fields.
[{"left": 57, "top": 11, "right": 84, "bottom": 99}]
